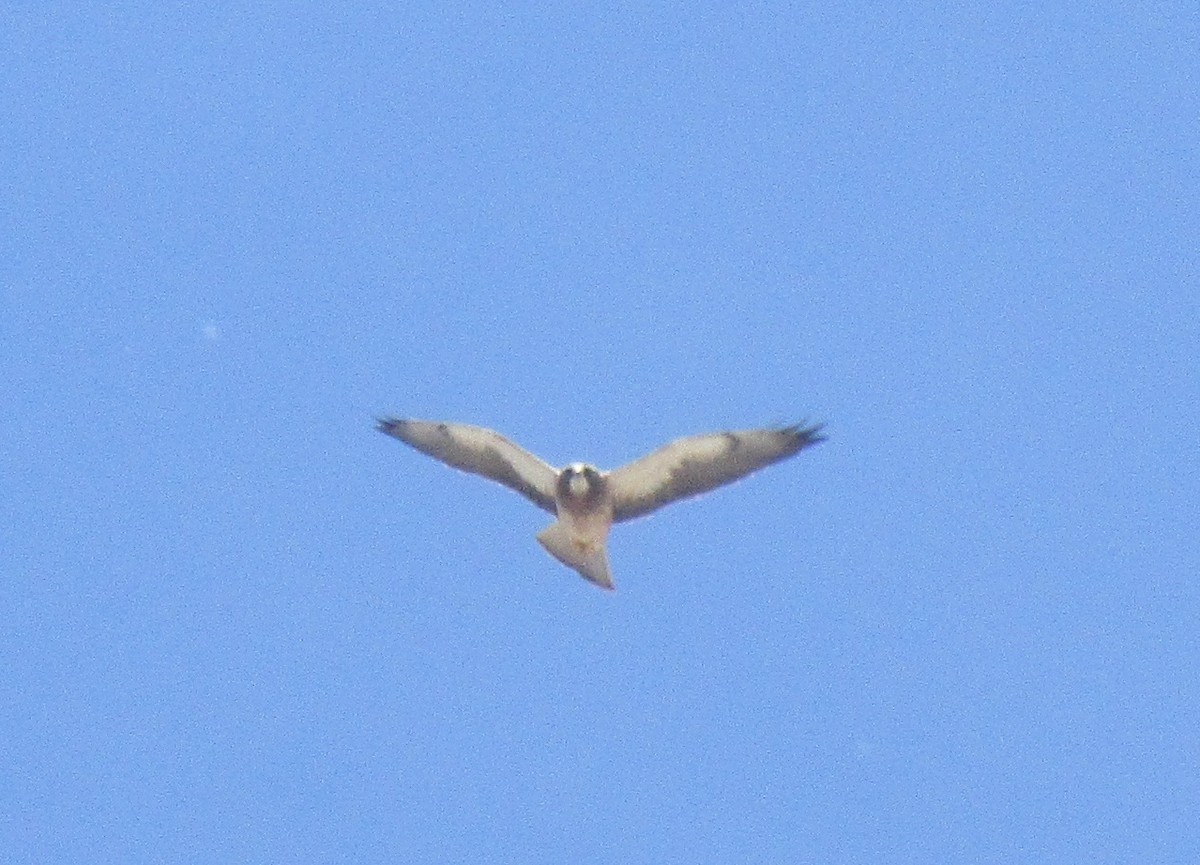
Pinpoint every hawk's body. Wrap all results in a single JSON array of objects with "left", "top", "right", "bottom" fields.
[{"left": 377, "top": 418, "right": 824, "bottom": 589}]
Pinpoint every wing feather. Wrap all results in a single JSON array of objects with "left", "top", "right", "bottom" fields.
[
  {"left": 607, "top": 423, "right": 825, "bottom": 522},
  {"left": 377, "top": 418, "right": 558, "bottom": 514}
]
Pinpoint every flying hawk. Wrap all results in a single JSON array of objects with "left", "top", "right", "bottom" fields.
[{"left": 377, "top": 418, "right": 825, "bottom": 590}]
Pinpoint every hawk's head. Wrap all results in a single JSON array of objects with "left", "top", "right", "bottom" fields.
[{"left": 557, "top": 463, "right": 605, "bottom": 505}]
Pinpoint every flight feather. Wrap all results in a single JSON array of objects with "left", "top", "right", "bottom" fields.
[
  {"left": 376, "top": 418, "right": 558, "bottom": 514},
  {"left": 607, "top": 423, "right": 825, "bottom": 522}
]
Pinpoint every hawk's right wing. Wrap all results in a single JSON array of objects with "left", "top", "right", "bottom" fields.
[{"left": 377, "top": 418, "right": 559, "bottom": 514}]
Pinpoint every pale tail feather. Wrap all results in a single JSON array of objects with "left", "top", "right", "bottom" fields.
[{"left": 535, "top": 522, "right": 614, "bottom": 590}]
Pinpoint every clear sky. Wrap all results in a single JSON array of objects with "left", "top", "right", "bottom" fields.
[{"left": 3, "top": 3, "right": 1197, "bottom": 863}]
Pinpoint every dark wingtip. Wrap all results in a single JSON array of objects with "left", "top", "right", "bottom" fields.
[
  {"left": 786, "top": 420, "right": 827, "bottom": 447},
  {"left": 376, "top": 416, "right": 404, "bottom": 435}
]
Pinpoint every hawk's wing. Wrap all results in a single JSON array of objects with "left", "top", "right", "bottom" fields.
[
  {"left": 606, "top": 423, "right": 825, "bottom": 523},
  {"left": 377, "top": 418, "right": 558, "bottom": 514}
]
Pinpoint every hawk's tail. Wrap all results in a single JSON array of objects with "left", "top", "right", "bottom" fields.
[{"left": 536, "top": 522, "right": 614, "bottom": 590}]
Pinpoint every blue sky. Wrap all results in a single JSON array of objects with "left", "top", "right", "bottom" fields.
[{"left": 3, "top": 3, "right": 1197, "bottom": 862}]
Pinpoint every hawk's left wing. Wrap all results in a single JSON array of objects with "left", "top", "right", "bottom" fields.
[
  {"left": 607, "top": 423, "right": 825, "bottom": 523},
  {"left": 377, "top": 418, "right": 559, "bottom": 514}
]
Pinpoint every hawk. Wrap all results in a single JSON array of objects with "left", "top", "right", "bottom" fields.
[{"left": 377, "top": 418, "right": 825, "bottom": 590}]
